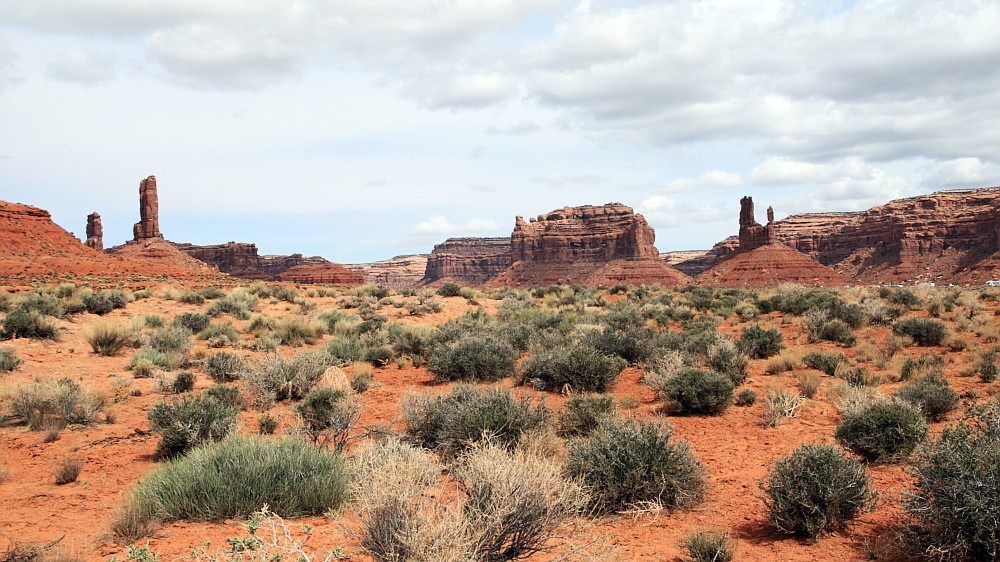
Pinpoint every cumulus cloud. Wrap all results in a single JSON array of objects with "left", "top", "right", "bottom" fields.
[
  {"left": 47, "top": 47, "right": 117, "bottom": 85},
  {"left": 922, "top": 158, "right": 1000, "bottom": 190},
  {"left": 411, "top": 215, "right": 501, "bottom": 241},
  {"left": 751, "top": 157, "right": 872, "bottom": 187},
  {"left": 638, "top": 195, "right": 730, "bottom": 228}
]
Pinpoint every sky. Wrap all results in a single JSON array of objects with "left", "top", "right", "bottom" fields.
[{"left": 2, "top": 0, "right": 1000, "bottom": 264}]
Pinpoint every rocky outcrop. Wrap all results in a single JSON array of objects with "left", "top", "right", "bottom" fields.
[
  {"left": 487, "top": 203, "right": 691, "bottom": 287},
  {"left": 685, "top": 187, "right": 1000, "bottom": 284},
  {"left": 420, "top": 238, "right": 511, "bottom": 286},
  {"left": 347, "top": 254, "right": 429, "bottom": 288},
  {"left": 698, "top": 197, "right": 848, "bottom": 287},
  {"left": 173, "top": 242, "right": 269, "bottom": 279},
  {"left": 274, "top": 263, "right": 366, "bottom": 285},
  {"left": 109, "top": 238, "right": 215, "bottom": 272},
  {"left": 661, "top": 250, "right": 714, "bottom": 277},
  {"left": 85, "top": 212, "right": 103, "bottom": 251},
  {"left": 132, "top": 176, "right": 161, "bottom": 240},
  {"left": 260, "top": 254, "right": 330, "bottom": 277}
]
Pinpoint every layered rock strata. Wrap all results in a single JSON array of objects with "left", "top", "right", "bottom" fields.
[
  {"left": 174, "top": 244, "right": 364, "bottom": 285},
  {"left": 347, "top": 255, "right": 429, "bottom": 288},
  {"left": 487, "top": 203, "right": 691, "bottom": 287},
  {"left": 133, "top": 175, "right": 161, "bottom": 240},
  {"left": 420, "top": 237, "right": 511, "bottom": 286},
  {"left": 173, "top": 242, "right": 269, "bottom": 279},
  {"left": 697, "top": 197, "right": 848, "bottom": 287},
  {"left": 85, "top": 212, "right": 103, "bottom": 251}
]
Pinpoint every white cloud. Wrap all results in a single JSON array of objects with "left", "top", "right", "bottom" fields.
[
  {"left": 638, "top": 195, "right": 730, "bottom": 228},
  {"left": 0, "top": 37, "right": 19, "bottom": 90},
  {"left": 751, "top": 157, "right": 871, "bottom": 187},
  {"left": 411, "top": 215, "right": 501, "bottom": 240},
  {"left": 922, "top": 158, "right": 1000, "bottom": 190},
  {"left": 663, "top": 170, "right": 742, "bottom": 192},
  {"left": 531, "top": 173, "right": 606, "bottom": 187},
  {"left": 47, "top": 47, "right": 117, "bottom": 85},
  {"left": 486, "top": 122, "right": 541, "bottom": 136}
]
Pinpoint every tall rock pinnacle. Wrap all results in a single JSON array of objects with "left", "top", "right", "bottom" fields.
[
  {"left": 133, "top": 175, "right": 162, "bottom": 240},
  {"left": 85, "top": 212, "right": 103, "bottom": 250}
]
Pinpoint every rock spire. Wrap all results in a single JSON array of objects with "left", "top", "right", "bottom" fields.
[
  {"left": 85, "top": 212, "right": 103, "bottom": 251},
  {"left": 133, "top": 175, "right": 162, "bottom": 240}
]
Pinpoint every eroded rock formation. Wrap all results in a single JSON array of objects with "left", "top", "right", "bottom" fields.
[
  {"left": 487, "top": 203, "right": 690, "bottom": 287},
  {"left": 348, "top": 254, "right": 429, "bottom": 288},
  {"left": 173, "top": 244, "right": 363, "bottom": 285},
  {"left": 274, "top": 263, "right": 366, "bottom": 285},
  {"left": 420, "top": 237, "right": 511, "bottom": 286},
  {"left": 682, "top": 187, "right": 1000, "bottom": 284},
  {"left": 85, "top": 212, "right": 103, "bottom": 251},
  {"left": 698, "top": 197, "right": 849, "bottom": 287},
  {"left": 174, "top": 242, "right": 268, "bottom": 279},
  {"left": 133, "top": 176, "right": 161, "bottom": 240}
]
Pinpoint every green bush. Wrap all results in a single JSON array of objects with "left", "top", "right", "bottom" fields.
[
  {"left": 147, "top": 393, "right": 240, "bottom": 459},
  {"left": 84, "top": 322, "right": 138, "bottom": 356},
  {"left": 173, "top": 312, "right": 210, "bottom": 334},
  {"left": 521, "top": 344, "right": 625, "bottom": 393},
  {"left": 1, "top": 307, "right": 57, "bottom": 340},
  {"left": 204, "top": 351, "right": 247, "bottom": 383},
  {"left": 436, "top": 283, "right": 461, "bottom": 297},
  {"left": 0, "top": 347, "right": 21, "bottom": 372},
  {"left": 761, "top": 443, "right": 875, "bottom": 538},
  {"left": 683, "top": 529, "right": 735, "bottom": 562},
  {"left": 129, "top": 347, "right": 185, "bottom": 371},
  {"left": 735, "top": 388, "right": 757, "bottom": 406},
  {"left": 566, "top": 419, "right": 705, "bottom": 513},
  {"left": 840, "top": 366, "right": 881, "bottom": 388},
  {"left": 582, "top": 326, "right": 656, "bottom": 365},
  {"left": 834, "top": 399, "right": 928, "bottom": 461},
  {"left": 976, "top": 350, "right": 999, "bottom": 383},
  {"left": 203, "top": 384, "right": 242, "bottom": 409},
  {"left": 178, "top": 291, "right": 206, "bottom": 305},
  {"left": 171, "top": 372, "right": 195, "bottom": 394},
  {"left": 428, "top": 336, "right": 517, "bottom": 383},
  {"left": 295, "top": 387, "right": 361, "bottom": 448},
  {"left": 816, "top": 319, "right": 857, "bottom": 346},
  {"left": 6, "top": 377, "right": 107, "bottom": 429},
  {"left": 147, "top": 325, "right": 192, "bottom": 353},
  {"left": 558, "top": 394, "right": 616, "bottom": 437},
  {"left": 206, "top": 291, "right": 257, "bottom": 320},
  {"left": 401, "top": 386, "right": 548, "bottom": 454},
  {"left": 114, "top": 436, "right": 350, "bottom": 531},
  {"left": 81, "top": 292, "right": 114, "bottom": 315},
  {"left": 16, "top": 293, "right": 64, "bottom": 317},
  {"left": 663, "top": 368, "right": 734, "bottom": 416},
  {"left": 899, "top": 352, "right": 945, "bottom": 381},
  {"left": 738, "top": 325, "right": 784, "bottom": 359},
  {"left": 893, "top": 318, "right": 948, "bottom": 346},
  {"left": 896, "top": 372, "right": 959, "bottom": 421},
  {"left": 706, "top": 339, "right": 749, "bottom": 385},
  {"left": 196, "top": 322, "right": 241, "bottom": 348},
  {"left": 244, "top": 352, "right": 331, "bottom": 401},
  {"left": 908, "top": 402, "right": 1000, "bottom": 561}
]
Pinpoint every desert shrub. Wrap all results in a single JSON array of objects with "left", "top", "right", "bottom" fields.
[
  {"left": 147, "top": 393, "right": 240, "bottom": 459},
  {"left": 326, "top": 333, "right": 370, "bottom": 364},
  {"left": 204, "top": 351, "right": 247, "bottom": 382},
  {"left": 178, "top": 291, "right": 206, "bottom": 305},
  {"left": 735, "top": 388, "right": 757, "bottom": 406},
  {"left": 880, "top": 286, "right": 920, "bottom": 307},
  {"left": 840, "top": 365, "right": 882, "bottom": 388},
  {"left": 16, "top": 293, "right": 64, "bottom": 317},
  {"left": 662, "top": 368, "right": 734, "bottom": 416},
  {"left": 764, "top": 352, "right": 799, "bottom": 375},
  {"left": 204, "top": 384, "right": 243, "bottom": 409},
  {"left": 53, "top": 456, "right": 83, "bottom": 485},
  {"left": 246, "top": 313, "right": 280, "bottom": 333},
  {"left": 5, "top": 377, "right": 107, "bottom": 429},
  {"left": 908, "top": 402, "right": 1000, "bottom": 561},
  {"left": 401, "top": 386, "right": 548, "bottom": 454},
  {"left": 244, "top": 352, "right": 332, "bottom": 402},
  {"left": 148, "top": 325, "right": 192, "bottom": 353},
  {"left": 566, "top": 419, "right": 705, "bottom": 513},
  {"left": 436, "top": 282, "right": 462, "bottom": 297},
  {"left": 388, "top": 324, "right": 433, "bottom": 364},
  {"left": 129, "top": 347, "right": 185, "bottom": 371},
  {"left": 816, "top": 319, "right": 857, "bottom": 346},
  {"left": 428, "top": 335, "right": 517, "bottom": 383},
  {"left": 363, "top": 345, "right": 393, "bottom": 367},
  {"left": 558, "top": 394, "right": 616, "bottom": 437},
  {"left": 707, "top": 338, "right": 749, "bottom": 385},
  {"left": 173, "top": 312, "right": 211, "bottom": 334},
  {"left": 454, "top": 443, "right": 588, "bottom": 561},
  {"left": 198, "top": 286, "right": 225, "bottom": 300},
  {"left": 295, "top": 387, "right": 361, "bottom": 448},
  {"left": 1, "top": 307, "right": 57, "bottom": 339},
  {"left": 893, "top": 317, "right": 948, "bottom": 347},
  {"left": 521, "top": 344, "right": 625, "bottom": 393},
  {"left": 738, "top": 325, "right": 784, "bottom": 359},
  {"left": 196, "top": 321, "right": 241, "bottom": 348},
  {"left": 762, "top": 387, "right": 805, "bottom": 427},
  {"left": 803, "top": 351, "right": 846, "bottom": 376},
  {"left": 170, "top": 371, "right": 195, "bottom": 394},
  {"left": 899, "top": 352, "right": 944, "bottom": 381},
  {"left": 206, "top": 291, "right": 258, "bottom": 320},
  {"left": 257, "top": 414, "right": 278, "bottom": 435},
  {"left": 114, "top": 436, "right": 349, "bottom": 534},
  {"left": 85, "top": 321, "right": 137, "bottom": 356},
  {"left": 273, "top": 317, "right": 325, "bottom": 347},
  {"left": 81, "top": 292, "right": 114, "bottom": 315},
  {"left": 0, "top": 347, "right": 21, "bottom": 372},
  {"left": 797, "top": 371, "right": 822, "bottom": 399},
  {"left": 683, "top": 529, "right": 735, "bottom": 562},
  {"left": 896, "top": 372, "right": 959, "bottom": 421},
  {"left": 582, "top": 325, "right": 656, "bottom": 365},
  {"left": 976, "top": 350, "right": 999, "bottom": 383},
  {"left": 835, "top": 399, "right": 928, "bottom": 462}
]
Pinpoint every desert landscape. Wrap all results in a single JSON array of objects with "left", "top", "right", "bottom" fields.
[{"left": 3, "top": 176, "right": 1000, "bottom": 561}]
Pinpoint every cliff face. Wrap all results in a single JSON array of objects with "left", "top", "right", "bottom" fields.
[
  {"left": 420, "top": 237, "right": 511, "bottom": 286},
  {"left": 174, "top": 242, "right": 268, "bottom": 279},
  {"left": 273, "top": 263, "right": 366, "bottom": 285},
  {"left": 488, "top": 203, "right": 690, "bottom": 287},
  {"left": 347, "top": 254, "right": 429, "bottom": 288},
  {"left": 132, "top": 176, "right": 162, "bottom": 240},
  {"left": 683, "top": 187, "right": 1000, "bottom": 284},
  {"left": 173, "top": 244, "right": 363, "bottom": 285}
]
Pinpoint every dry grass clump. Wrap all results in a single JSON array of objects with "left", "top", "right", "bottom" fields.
[
  {"left": 4, "top": 378, "right": 108, "bottom": 430},
  {"left": 765, "top": 352, "right": 801, "bottom": 375},
  {"left": 762, "top": 387, "right": 805, "bottom": 427},
  {"left": 796, "top": 372, "right": 822, "bottom": 399},
  {"left": 53, "top": 456, "right": 83, "bottom": 485}
]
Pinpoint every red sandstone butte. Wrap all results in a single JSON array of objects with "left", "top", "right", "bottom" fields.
[
  {"left": 697, "top": 197, "right": 848, "bottom": 287},
  {"left": 274, "top": 263, "right": 365, "bottom": 285},
  {"left": 348, "top": 254, "right": 429, "bottom": 288},
  {"left": 420, "top": 237, "right": 512, "bottom": 287},
  {"left": 487, "top": 203, "right": 691, "bottom": 288},
  {"left": 85, "top": 212, "right": 103, "bottom": 251},
  {"left": 133, "top": 175, "right": 162, "bottom": 240}
]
